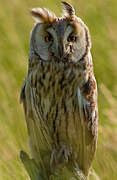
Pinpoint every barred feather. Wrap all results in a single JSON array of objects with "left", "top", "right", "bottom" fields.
[
  {"left": 30, "top": 8, "right": 56, "bottom": 23},
  {"left": 62, "top": 1, "right": 75, "bottom": 18}
]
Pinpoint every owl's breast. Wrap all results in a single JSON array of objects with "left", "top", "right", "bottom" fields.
[
  {"left": 28, "top": 60, "right": 82, "bottom": 144},
  {"left": 30, "top": 60, "right": 85, "bottom": 96}
]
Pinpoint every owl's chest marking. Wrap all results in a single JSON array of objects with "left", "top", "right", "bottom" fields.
[{"left": 30, "top": 60, "right": 82, "bottom": 146}]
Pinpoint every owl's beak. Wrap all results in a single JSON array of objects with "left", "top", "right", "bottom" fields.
[{"left": 58, "top": 45, "right": 64, "bottom": 58}]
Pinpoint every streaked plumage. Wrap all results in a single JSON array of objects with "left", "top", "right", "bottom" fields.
[{"left": 20, "top": 2, "right": 98, "bottom": 179}]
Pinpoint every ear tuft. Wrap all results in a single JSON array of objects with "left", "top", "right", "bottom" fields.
[
  {"left": 30, "top": 8, "right": 56, "bottom": 23},
  {"left": 61, "top": 1, "right": 75, "bottom": 18}
]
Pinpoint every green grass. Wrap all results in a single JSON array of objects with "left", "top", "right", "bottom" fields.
[{"left": 0, "top": 0, "right": 117, "bottom": 179}]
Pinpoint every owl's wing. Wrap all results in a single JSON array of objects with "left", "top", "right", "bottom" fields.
[
  {"left": 20, "top": 79, "right": 27, "bottom": 113},
  {"left": 77, "top": 84, "right": 98, "bottom": 142},
  {"left": 20, "top": 80, "right": 26, "bottom": 103},
  {"left": 77, "top": 53, "right": 98, "bottom": 173}
]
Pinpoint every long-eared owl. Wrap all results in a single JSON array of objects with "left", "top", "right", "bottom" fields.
[{"left": 20, "top": 2, "right": 98, "bottom": 179}]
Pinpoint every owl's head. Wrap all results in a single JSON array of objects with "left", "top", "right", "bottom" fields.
[{"left": 30, "top": 2, "right": 91, "bottom": 63}]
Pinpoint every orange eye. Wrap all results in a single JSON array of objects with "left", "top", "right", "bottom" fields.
[
  {"left": 45, "top": 34, "right": 53, "bottom": 42},
  {"left": 67, "top": 34, "right": 77, "bottom": 42}
]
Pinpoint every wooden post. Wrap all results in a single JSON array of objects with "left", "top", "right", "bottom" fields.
[{"left": 20, "top": 150, "right": 87, "bottom": 180}]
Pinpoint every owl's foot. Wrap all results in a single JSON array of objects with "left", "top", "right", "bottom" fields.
[{"left": 50, "top": 144, "right": 72, "bottom": 170}]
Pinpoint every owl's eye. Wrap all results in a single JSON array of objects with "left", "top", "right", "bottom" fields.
[
  {"left": 45, "top": 34, "right": 53, "bottom": 42},
  {"left": 67, "top": 34, "right": 77, "bottom": 42}
]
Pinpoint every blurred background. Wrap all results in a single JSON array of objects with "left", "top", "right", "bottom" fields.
[{"left": 0, "top": 0, "right": 117, "bottom": 179}]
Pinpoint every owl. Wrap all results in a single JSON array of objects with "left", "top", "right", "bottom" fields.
[{"left": 20, "top": 2, "right": 98, "bottom": 179}]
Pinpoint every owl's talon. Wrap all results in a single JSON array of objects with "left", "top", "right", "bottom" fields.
[
  {"left": 57, "top": 144, "right": 72, "bottom": 162},
  {"left": 50, "top": 145, "right": 72, "bottom": 170},
  {"left": 50, "top": 149, "right": 58, "bottom": 169}
]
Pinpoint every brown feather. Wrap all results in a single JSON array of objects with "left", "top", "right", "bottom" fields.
[
  {"left": 30, "top": 8, "right": 56, "bottom": 23},
  {"left": 62, "top": 1, "right": 75, "bottom": 18}
]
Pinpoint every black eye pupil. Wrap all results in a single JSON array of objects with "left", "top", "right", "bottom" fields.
[
  {"left": 68, "top": 35, "right": 76, "bottom": 42},
  {"left": 48, "top": 35, "right": 52, "bottom": 41},
  {"left": 45, "top": 34, "right": 53, "bottom": 42}
]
